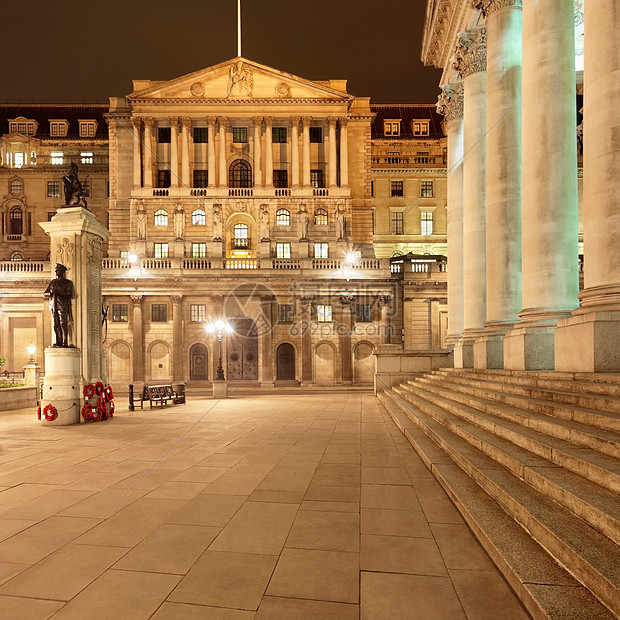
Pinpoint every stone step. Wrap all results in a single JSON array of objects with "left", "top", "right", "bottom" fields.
[
  {"left": 377, "top": 391, "right": 618, "bottom": 620},
  {"left": 413, "top": 375, "right": 620, "bottom": 458}
]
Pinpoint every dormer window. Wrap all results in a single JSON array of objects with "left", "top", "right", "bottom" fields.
[
  {"left": 384, "top": 120, "right": 400, "bottom": 137},
  {"left": 79, "top": 120, "right": 98, "bottom": 138},
  {"left": 50, "top": 121, "right": 69, "bottom": 137},
  {"left": 8, "top": 117, "right": 37, "bottom": 135},
  {"left": 413, "top": 120, "right": 430, "bottom": 136}
]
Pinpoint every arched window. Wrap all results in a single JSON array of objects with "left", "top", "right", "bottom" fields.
[
  {"left": 10, "top": 178, "right": 23, "bottom": 195},
  {"left": 192, "top": 209, "right": 206, "bottom": 225},
  {"left": 234, "top": 223, "right": 248, "bottom": 239},
  {"left": 154, "top": 209, "right": 168, "bottom": 226},
  {"left": 314, "top": 208, "right": 328, "bottom": 225},
  {"left": 10, "top": 206, "right": 23, "bottom": 235},
  {"left": 276, "top": 209, "right": 290, "bottom": 225},
  {"left": 10, "top": 251, "right": 24, "bottom": 261},
  {"left": 229, "top": 159, "right": 252, "bottom": 188}
]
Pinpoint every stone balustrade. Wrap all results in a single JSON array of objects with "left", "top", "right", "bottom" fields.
[{"left": 134, "top": 186, "right": 345, "bottom": 200}]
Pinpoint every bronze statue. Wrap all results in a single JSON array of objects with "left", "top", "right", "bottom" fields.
[
  {"left": 62, "top": 162, "right": 89, "bottom": 209},
  {"left": 44, "top": 264, "right": 75, "bottom": 347}
]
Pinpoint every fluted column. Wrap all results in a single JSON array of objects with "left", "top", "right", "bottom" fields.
[
  {"left": 131, "top": 295, "right": 144, "bottom": 381},
  {"left": 143, "top": 117, "right": 154, "bottom": 188},
  {"left": 474, "top": 0, "right": 523, "bottom": 369},
  {"left": 339, "top": 118, "right": 349, "bottom": 187},
  {"left": 437, "top": 84, "right": 465, "bottom": 347},
  {"left": 264, "top": 117, "right": 274, "bottom": 187},
  {"left": 555, "top": 0, "right": 620, "bottom": 371},
  {"left": 504, "top": 0, "right": 578, "bottom": 370},
  {"left": 217, "top": 117, "right": 228, "bottom": 187},
  {"left": 170, "top": 117, "right": 179, "bottom": 187},
  {"left": 291, "top": 117, "right": 300, "bottom": 187},
  {"left": 253, "top": 117, "right": 263, "bottom": 187},
  {"left": 132, "top": 118, "right": 142, "bottom": 187},
  {"left": 171, "top": 295, "right": 183, "bottom": 381},
  {"left": 180, "top": 118, "right": 191, "bottom": 188},
  {"left": 207, "top": 117, "right": 216, "bottom": 188},
  {"left": 302, "top": 116, "right": 311, "bottom": 187},
  {"left": 452, "top": 28, "right": 487, "bottom": 368},
  {"left": 328, "top": 117, "right": 338, "bottom": 188}
]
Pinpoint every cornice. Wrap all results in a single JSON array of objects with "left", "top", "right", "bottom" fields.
[{"left": 129, "top": 97, "right": 349, "bottom": 106}]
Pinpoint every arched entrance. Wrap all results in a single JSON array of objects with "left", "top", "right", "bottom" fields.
[
  {"left": 189, "top": 343, "right": 208, "bottom": 380},
  {"left": 353, "top": 341, "right": 375, "bottom": 384},
  {"left": 315, "top": 341, "right": 336, "bottom": 384},
  {"left": 108, "top": 341, "right": 131, "bottom": 384},
  {"left": 227, "top": 317, "right": 259, "bottom": 380},
  {"left": 276, "top": 343, "right": 295, "bottom": 380}
]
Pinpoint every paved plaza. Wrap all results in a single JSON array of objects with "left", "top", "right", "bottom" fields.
[{"left": 0, "top": 394, "right": 528, "bottom": 619}]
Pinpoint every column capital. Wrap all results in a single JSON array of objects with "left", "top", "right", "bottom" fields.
[
  {"left": 436, "top": 83, "right": 464, "bottom": 123},
  {"left": 472, "top": 0, "right": 522, "bottom": 18},
  {"left": 143, "top": 117, "right": 154, "bottom": 128},
  {"left": 301, "top": 116, "right": 312, "bottom": 128},
  {"left": 211, "top": 294, "right": 224, "bottom": 304},
  {"left": 252, "top": 116, "right": 264, "bottom": 127},
  {"left": 130, "top": 295, "right": 143, "bottom": 305},
  {"left": 339, "top": 117, "right": 349, "bottom": 128},
  {"left": 290, "top": 116, "right": 301, "bottom": 127},
  {"left": 299, "top": 295, "right": 315, "bottom": 306},
  {"left": 180, "top": 117, "right": 191, "bottom": 128},
  {"left": 216, "top": 116, "right": 227, "bottom": 128},
  {"left": 132, "top": 117, "right": 142, "bottom": 129},
  {"left": 340, "top": 295, "right": 355, "bottom": 306},
  {"left": 264, "top": 116, "right": 274, "bottom": 128},
  {"left": 206, "top": 116, "right": 216, "bottom": 127},
  {"left": 260, "top": 294, "right": 275, "bottom": 305},
  {"left": 169, "top": 117, "right": 179, "bottom": 128},
  {"left": 453, "top": 28, "right": 487, "bottom": 79},
  {"left": 327, "top": 116, "right": 338, "bottom": 128},
  {"left": 378, "top": 295, "right": 392, "bottom": 306},
  {"left": 170, "top": 294, "right": 183, "bottom": 305}
]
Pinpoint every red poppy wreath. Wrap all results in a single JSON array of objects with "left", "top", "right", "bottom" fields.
[
  {"left": 83, "top": 384, "right": 95, "bottom": 398},
  {"left": 43, "top": 404, "right": 57, "bottom": 421}
]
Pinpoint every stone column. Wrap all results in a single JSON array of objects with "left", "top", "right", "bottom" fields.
[
  {"left": 555, "top": 0, "right": 620, "bottom": 371},
  {"left": 131, "top": 295, "right": 144, "bottom": 382},
  {"left": 171, "top": 295, "right": 183, "bottom": 382},
  {"left": 181, "top": 118, "right": 191, "bottom": 188},
  {"left": 437, "top": 84, "right": 464, "bottom": 348},
  {"left": 207, "top": 117, "right": 216, "bottom": 188},
  {"left": 260, "top": 295, "right": 275, "bottom": 385},
  {"left": 253, "top": 117, "right": 263, "bottom": 187},
  {"left": 473, "top": 0, "right": 523, "bottom": 369},
  {"left": 143, "top": 117, "right": 154, "bottom": 188},
  {"left": 302, "top": 116, "right": 311, "bottom": 187},
  {"left": 379, "top": 295, "right": 392, "bottom": 344},
  {"left": 217, "top": 117, "right": 228, "bottom": 187},
  {"left": 452, "top": 28, "right": 487, "bottom": 368},
  {"left": 328, "top": 117, "right": 338, "bottom": 188},
  {"left": 339, "top": 118, "right": 349, "bottom": 187},
  {"left": 504, "top": 0, "right": 578, "bottom": 370},
  {"left": 291, "top": 117, "right": 300, "bottom": 187},
  {"left": 300, "top": 296, "right": 314, "bottom": 384},
  {"left": 264, "top": 117, "right": 274, "bottom": 187},
  {"left": 169, "top": 117, "right": 180, "bottom": 187},
  {"left": 339, "top": 296, "right": 354, "bottom": 383},
  {"left": 132, "top": 117, "right": 142, "bottom": 187}
]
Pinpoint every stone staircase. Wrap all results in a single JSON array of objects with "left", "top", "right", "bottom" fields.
[{"left": 378, "top": 368, "right": 620, "bottom": 620}]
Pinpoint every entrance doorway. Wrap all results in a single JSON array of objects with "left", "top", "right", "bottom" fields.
[
  {"left": 189, "top": 343, "right": 208, "bottom": 380},
  {"left": 276, "top": 343, "right": 295, "bottom": 380},
  {"left": 227, "top": 317, "right": 259, "bottom": 380}
]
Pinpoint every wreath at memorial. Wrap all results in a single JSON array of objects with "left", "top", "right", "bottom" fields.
[
  {"left": 81, "top": 403, "right": 94, "bottom": 421},
  {"left": 104, "top": 385, "right": 114, "bottom": 401},
  {"left": 37, "top": 405, "right": 41, "bottom": 420},
  {"left": 81, "top": 382, "right": 114, "bottom": 423},
  {"left": 96, "top": 396, "right": 108, "bottom": 421},
  {"left": 83, "top": 384, "right": 96, "bottom": 398},
  {"left": 43, "top": 404, "right": 57, "bottom": 421},
  {"left": 95, "top": 381, "right": 105, "bottom": 396},
  {"left": 108, "top": 401, "right": 115, "bottom": 417}
]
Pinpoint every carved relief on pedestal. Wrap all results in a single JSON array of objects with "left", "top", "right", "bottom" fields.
[
  {"left": 452, "top": 28, "right": 487, "bottom": 79},
  {"left": 55, "top": 237, "right": 75, "bottom": 270},
  {"left": 436, "top": 84, "right": 464, "bottom": 123},
  {"left": 87, "top": 234, "right": 103, "bottom": 267}
]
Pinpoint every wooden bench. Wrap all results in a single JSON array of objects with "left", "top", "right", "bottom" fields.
[{"left": 129, "top": 383, "right": 186, "bottom": 410}]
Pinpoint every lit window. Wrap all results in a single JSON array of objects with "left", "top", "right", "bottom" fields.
[
  {"left": 154, "top": 209, "right": 168, "bottom": 226},
  {"left": 158, "top": 127, "right": 171, "bottom": 143},
  {"left": 273, "top": 170, "right": 288, "bottom": 188},
  {"left": 391, "top": 212, "right": 404, "bottom": 235},
  {"left": 192, "top": 243, "right": 206, "bottom": 258},
  {"left": 18, "top": 122, "right": 27, "bottom": 134},
  {"left": 81, "top": 152, "right": 94, "bottom": 164},
  {"left": 47, "top": 181, "right": 60, "bottom": 198},
  {"left": 51, "top": 152, "right": 64, "bottom": 165},
  {"left": 229, "top": 159, "right": 252, "bottom": 188},
  {"left": 391, "top": 181, "right": 403, "bottom": 197},
  {"left": 310, "top": 127, "right": 322, "bottom": 143},
  {"left": 10, "top": 251, "right": 24, "bottom": 261},
  {"left": 421, "top": 181, "right": 433, "bottom": 197},
  {"left": 193, "top": 128, "right": 208, "bottom": 143},
  {"left": 112, "top": 304, "right": 128, "bottom": 322},
  {"left": 27, "top": 123, "right": 36, "bottom": 135},
  {"left": 384, "top": 120, "right": 400, "bottom": 136},
  {"left": 192, "top": 209, "right": 206, "bottom": 225},
  {"left": 278, "top": 304, "right": 294, "bottom": 323},
  {"left": 421, "top": 212, "right": 433, "bottom": 235},
  {"left": 277, "top": 243, "right": 291, "bottom": 259},
  {"left": 356, "top": 304, "right": 372, "bottom": 322},
  {"left": 233, "top": 127, "right": 248, "bottom": 143},
  {"left": 276, "top": 209, "right": 290, "bottom": 225},
  {"left": 314, "top": 243, "right": 328, "bottom": 259},
  {"left": 190, "top": 304, "right": 206, "bottom": 322},
  {"left": 234, "top": 223, "right": 248, "bottom": 238},
  {"left": 50, "top": 122, "right": 67, "bottom": 137},
  {"left": 193, "top": 170, "right": 208, "bottom": 188},
  {"left": 154, "top": 243, "right": 169, "bottom": 258},
  {"left": 79, "top": 121, "right": 97, "bottom": 137},
  {"left": 314, "top": 209, "right": 328, "bottom": 225},
  {"left": 13, "top": 153, "right": 25, "bottom": 168},
  {"left": 151, "top": 304, "right": 167, "bottom": 322},
  {"left": 317, "top": 305, "right": 332, "bottom": 322},
  {"left": 413, "top": 121, "right": 430, "bottom": 136},
  {"left": 272, "top": 127, "right": 287, "bottom": 143},
  {"left": 10, "top": 178, "right": 23, "bottom": 195},
  {"left": 120, "top": 251, "right": 129, "bottom": 259},
  {"left": 310, "top": 170, "right": 324, "bottom": 188}
]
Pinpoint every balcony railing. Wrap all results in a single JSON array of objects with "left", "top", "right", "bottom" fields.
[
  {"left": 232, "top": 237, "right": 250, "bottom": 250},
  {"left": 132, "top": 186, "right": 351, "bottom": 199},
  {"left": 0, "top": 260, "right": 47, "bottom": 272},
  {"left": 372, "top": 156, "right": 443, "bottom": 166}
]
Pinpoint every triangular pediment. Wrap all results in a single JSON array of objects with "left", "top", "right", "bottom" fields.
[{"left": 129, "top": 57, "right": 352, "bottom": 102}]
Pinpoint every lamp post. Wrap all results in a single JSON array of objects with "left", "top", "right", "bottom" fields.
[
  {"left": 24, "top": 344, "right": 39, "bottom": 388},
  {"left": 26, "top": 343, "right": 36, "bottom": 363},
  {"left": 205, "top": 320, "right": 233, "bottom": 390}
]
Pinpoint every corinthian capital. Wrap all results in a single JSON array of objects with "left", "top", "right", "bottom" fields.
[
  {"left": 452, "top": 28, "right": 487, "bottom": 79},
  {"left": 472, "top": 0, "right": 522, "bottom": 18},
  {"left": 436, "top": 84, "right": 464, "bottom": 123}
]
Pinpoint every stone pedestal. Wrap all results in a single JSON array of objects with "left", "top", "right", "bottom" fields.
[
  {"left": 23, "top": 362, "right": 40, "bottom": 387},
  {"left": 212, "top": 380, "right": 227, "bottom": 399},
  {"left": 453, "top": 337, "right": 475, "bottom": 369},
  {"left": 40, "top": 348, "right": 81, "bottom": 426},
  {"left": 504, "top": 323, "right": 556, "bottom": 371}
]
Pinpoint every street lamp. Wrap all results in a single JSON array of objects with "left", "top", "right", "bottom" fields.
[{"left": 205, "top": 319, "right": 233, "bottom": 381}]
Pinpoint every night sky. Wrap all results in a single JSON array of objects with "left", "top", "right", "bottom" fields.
[{"left": 2, "top": 0, "right": 443, "bottom": 104}]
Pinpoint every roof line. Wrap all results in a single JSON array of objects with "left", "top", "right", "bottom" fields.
[{"left": 0, "top": 100, "right": 108, "bottom": 106}]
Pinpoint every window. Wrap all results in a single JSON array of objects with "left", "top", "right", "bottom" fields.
[
  {"left": 192, "top": 243, "right": 206, "bottom": 258},
  {"left": 276, "top": 243, "right": 291, "bottom": 259},
  {"left": 79, "top": 121, "right": 97, "bottom": 137},
  {"left": 317, "top": 305, "right": 332, "bottom": 322},
  {"left": 276, "top": 209, "right": 290, "bottom": 225},
  {"left": 154, "top": 243, "right": 169, "bottom": 258},
  {"left": 10, "top": 178, "right": 23, "bottom": 195},
  {"left": 17, "top": 122, "right": 27, "bottom": 134},
  {"left": 112, "top": 304, "right": 128, "bottom": 322},
  {"left": 190, "top": 304, "right": 206, "bottom": 322},
  {"left": 421, "top": 212, "right": 433, "bottom": 235},
  {"left": 314, "top": 242, "right": 329, "bottom": 259},
  {"left": 158, "top": 127, "right": 171, "bottom": 143},
  {"left": 193, "top": 127, "right": 208, "bottom": 143},
  {"left": 193, "top": 170, "right": 208, "bottom": 188},
  {"left": 157, "top": 170, "right": 171, "bottom": 188},
  {"left": 356, "top": 304, "right": 372, "bottom": 322},
  {"left": 310, "top": 127, "right": 322, "bottom": 143},
  {"left": 234, "top": 223, "right": 248, "bottom": 238},
  {"left": 310, "top": 170, "right": 324, "bottom": 188},
  {"left": 278, "top": 304, "right": 294, "bottom": 323},
  {"left": 106, "top": 181, "right": 110, "bottom": 198},
  {"left": 81, "top": 152, "right": 93, "bottom": 164},
  {"left": 13, "top": 153, "right": 25, "bottom": 168},
  {"left": 384, "top": 120, "right": 400, "bottom": 136},
  {"left": 272, "top": 127, "right": 287, "bottom": 143},
  {"left": 10, "top": 251, "right": 24, "bottom": 261},
  {"left": 371, "top": 181, "right": 374, "bottom": 197},
  {"left": 120, "top": 251, "right": 129, "bottom": 259},
  {"left": 50, "top": 122, "right": 67, "bottom": 137},
  {"left": 229, "top": 159, "right": 252, "bottom": 188},
  {"left": 10, "top": 206, "right": 23, "bottom": 235},
  {"left": 391, "top": 212, "right": 404, "bottom": 235},
  {"left": 273, "top": 169, "right": 288, "bottom": 188},
  {"left": 232, "top": 127, "right": 248, "bottom": 143},
  {"left": 314, "top": 208, "right": 328, "bottom": 225},
  {"left": 27, "top": 122, "right": 36, "bottom": 135},
  {"left": 151, "top": 304, "right": 168, "bottom": 322},
  {"left": 413, "top": 121, "right": 430, "bottom": 136},
  {"left": 192, "top": 209, "right": 206, "bottom": 225},
  {"left": 51, "top": 152, "right": 64, "bottom": 165},
  {"left": 420, "top": 181, "right": 433, "bottom": 197},
  {"left": 391, "top": 181, "right": 403, "bottom": 197}
]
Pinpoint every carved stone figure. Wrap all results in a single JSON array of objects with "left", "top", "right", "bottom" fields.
[
  {"left": 213, "top": 204, "right": 223, "bottom": 241},
  {"left": 62, "top": 163, "right": 88, "bottom": 209},
  {"left": 298, "top": 204, "right": 309, "bottom": 240},
  {"left": 259, "top": 204, "right": 270, "bottom": 241},
  {"left": 227, "top": 61, "right": 253, "bottom": 98},
  {"left": 136, "top": 201, "right": 147, "bottom": 240},
  {"left": 335, "top": 202, "right": 346, "bottom": 240},
  {"left": 174, "top": 204, "right": 185, "bottom": 239},
  {"left": 44, "top": 263, "right": 75, "bottom": 347}
]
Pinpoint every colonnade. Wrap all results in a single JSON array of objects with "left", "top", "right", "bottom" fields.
[{"left": 438, "top": 0, "right": 620, "bottom": 372}]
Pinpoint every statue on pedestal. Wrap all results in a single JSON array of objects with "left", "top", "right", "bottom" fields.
[
  {"left": 336, "top": 202, "right": 346, "bottom": 240},
  {"left": 44, "top": 264, "right": 75, "bottom": 347},
  {"left": 62, "top": 163, "right": 88, "bottom": 209}
]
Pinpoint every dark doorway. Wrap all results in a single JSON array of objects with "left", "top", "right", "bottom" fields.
[
  {"left": 277, "top": 343, "right": 295, "bottom": 380},
  {"left": 227, "top": 317, "right": 259, "bottom": 380},
  {"left": 189, "top": 343, "right": 208, "bottom": 380}
]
